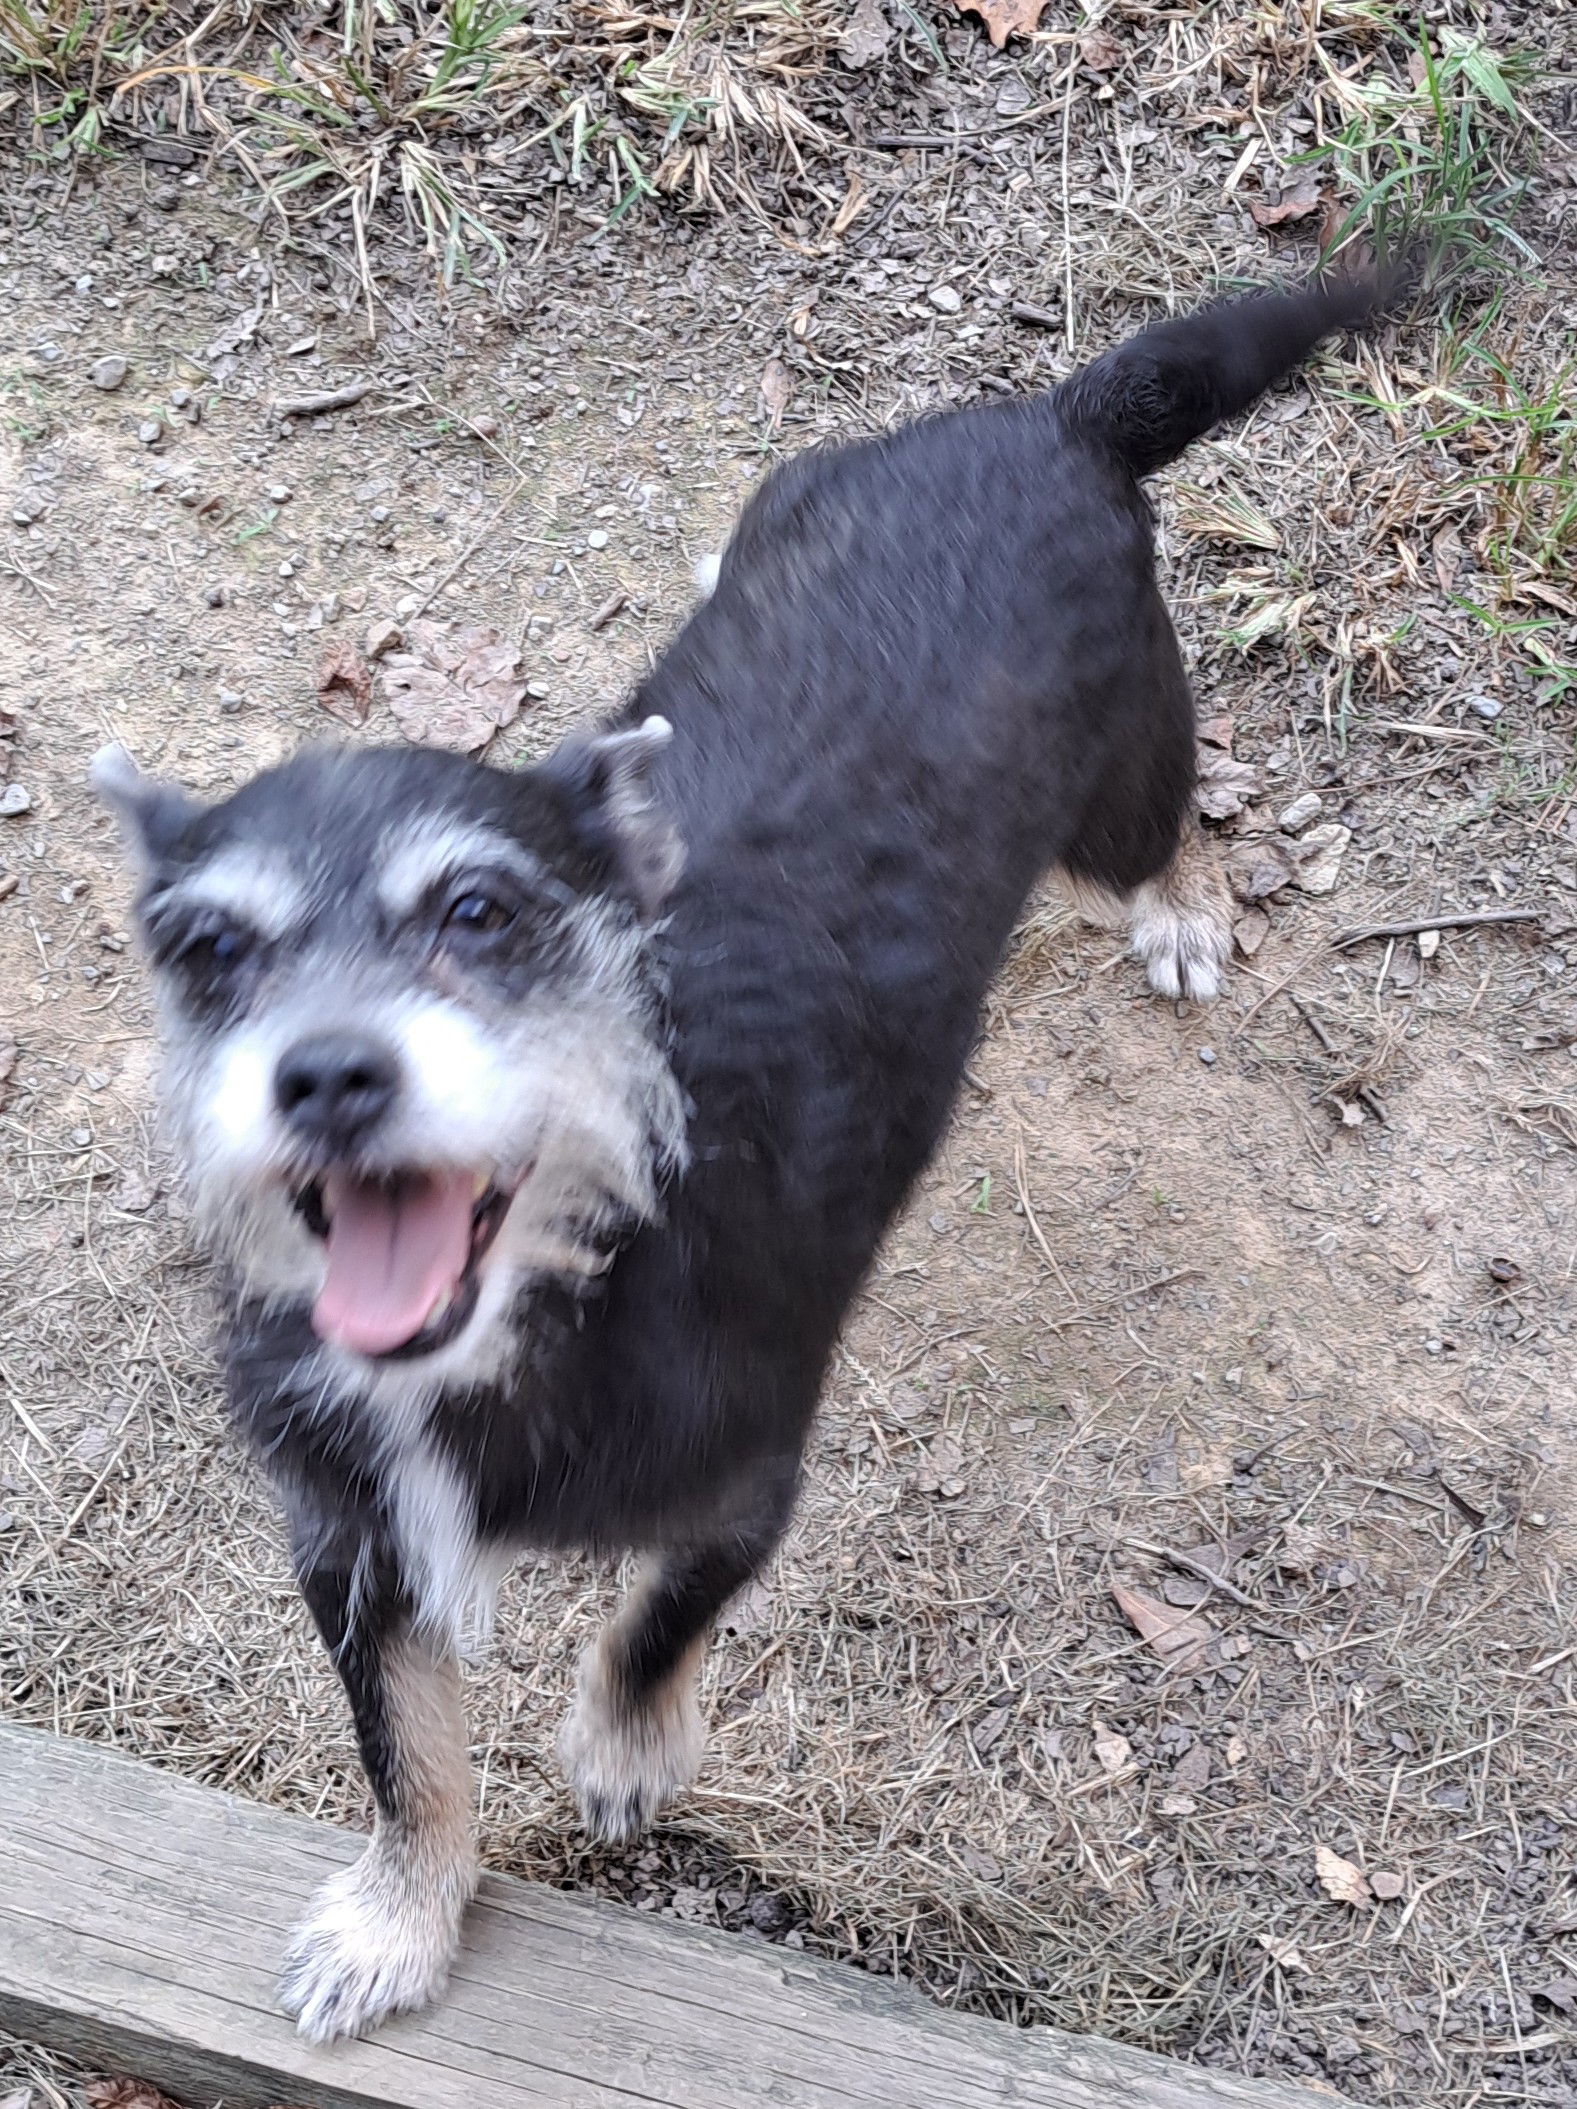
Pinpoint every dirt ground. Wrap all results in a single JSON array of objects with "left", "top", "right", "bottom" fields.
[{"left": 3, "top": 6, "right": 1576, "bottom": 2106}]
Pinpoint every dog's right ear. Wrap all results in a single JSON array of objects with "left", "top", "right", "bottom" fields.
[{"left": 90, "top": 744, "right": 202, "bottom": 879}]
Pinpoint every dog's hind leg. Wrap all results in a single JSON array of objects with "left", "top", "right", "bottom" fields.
[
  {"left": 561, "top": 1473, "right": 796, "bottom": 1842},
  {"left": 278, "top": 1551, "right": 476, "bottom": 2042}
]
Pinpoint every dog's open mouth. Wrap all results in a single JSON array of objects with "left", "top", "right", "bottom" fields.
[{"left": 293, "top": 1169, "right": 515, "bottom": 1360}]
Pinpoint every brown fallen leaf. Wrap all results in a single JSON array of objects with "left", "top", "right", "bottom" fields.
[
  {"left": 951, "top": 0, "right": 1049, "bottom": 49},
  {"left": 1315, "top": 1842, "right": 1372, "bottom": 1907},
  {"left": 1196, "top": 746, "right": 1261, "bottom": 821},
  {"left": 1226, "top": 836, "right": 1296, "bottom": 903},
  {"left": 1198, "top": 712, "right": 1235, "bottom": 750},
  {"left": 86, "top": 2083, "right": 184, "bottom": 2109},
  {"left": 1092, "top": 1719, "right": 1132, "bottom": 1774},
  {"left": 840, "top": 0, "right": 891, "bottom": 69},
  {"left": 1247, "top": 176, "right": 1322, "bottom": 229},
  {"left": 759, "top": 356, "right": 793, "bottom": 433},
  {"left": 1078, "top": 25, "right": 1123, "bottom": 69},
  {"left": 1112, "top": 1582, "right": 1216, "bottom": 1672},
  {"left": 316, "top": 637, "right": 372, "bottom": 727},
  {"left": 1257, "top": 1931, "right": 1312, "bottom": 1973},
  {"left": 380, "top": 619, "right": 528, "bottom": 752},
  {"left": 1432, "top": 524, "right": 1464, "bottom": 592},
  {"left": 914, "top": 1433, "right": 965, "bottom": 1497}
]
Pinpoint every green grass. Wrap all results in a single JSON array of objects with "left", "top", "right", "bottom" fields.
[{"left": 1296, "top": 20, "right": 1543, "bottom": 278}]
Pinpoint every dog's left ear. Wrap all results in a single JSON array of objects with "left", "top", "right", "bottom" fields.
[
  {"left": 541, "top": 715, "right": 685, "bottom": 919},
  {"left": 90, "top": 743, "right": 203, "bottom": 880}
]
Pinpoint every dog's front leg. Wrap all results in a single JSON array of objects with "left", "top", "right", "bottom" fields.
[{"left": 279, "top": 1555, "right": 476, "bottom": 2043}]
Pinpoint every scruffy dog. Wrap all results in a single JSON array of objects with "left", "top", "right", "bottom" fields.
[{"left": 98, "top": 272, "right": 1382, "bottom": 2041}]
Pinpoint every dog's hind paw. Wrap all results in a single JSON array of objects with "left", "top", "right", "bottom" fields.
[
  {"left": 559, "top": 1639, "right": 704, "bottom": 1844},
  {"left": 278, "top": 1843, "right": 473, "bottom": 2042}
]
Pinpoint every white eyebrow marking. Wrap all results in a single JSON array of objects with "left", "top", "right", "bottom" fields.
[
  {"left": 161, "top": 845, "right": 308, "bottom": 940},
  {"left": 377, "top": 819, "right": 548, "bottom": 921}
]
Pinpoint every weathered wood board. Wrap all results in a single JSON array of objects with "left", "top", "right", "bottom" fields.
[{"left": 1, "top": 1722, "right": 1362, "bottom": 2109}]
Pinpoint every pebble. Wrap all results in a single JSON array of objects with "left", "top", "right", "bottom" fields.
[
  {"left": 169, "top": 385, "right": 192, "bottom": 410},
  {"left": 1, "top": 784, "right": 33, "bottom": 817},
  {"left": 89, "top": 354, "right": 129, "bottom": 391},
  {"left": 586, "top": 528, "right": 610, "bottom": 550},
  {"left": 365, "top": 618, "right": 403, "bottom": 661},
  {"left": 203, "top": 584, "right": 225, "bottom": 608},
  {"left": 1468, "top": 694, "right": 1502, "bottom": 720},
  {"left": 137, "top": 417, "right": 164, "bottom": 447},
  {"left": 928, "top": 283, "right": 962, "bottom": 314},
  {"left": 10, "top": 493, "right": 44, "bottom": 525},
  {"left": 1370, "top": 1870, "right": 1405, "bottom": 1901},
  {"left": 395, "top": 593, "right": 420, "bottom": 620},
  {"left": 1277, "top": 790, "right": 1323, "bottom": 833},
  {"left": 267, "top": 483, "right": 293, "bottom": 503},
  {"left": 151, "top": 184, "right": 181, "bottom": 212},
  {"left": 1197, "top": 1046, "right": 1217, "bottom": 1065},
  {"left": 217, "top": 687, "right": 243, "bottom": 712}
]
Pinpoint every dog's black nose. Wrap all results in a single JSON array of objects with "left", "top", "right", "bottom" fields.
[{"left": 275, "top": 1033, "right": 399, "bottom": 1146}]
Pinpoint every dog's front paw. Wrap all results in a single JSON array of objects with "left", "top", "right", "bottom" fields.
[
  {"left": 1130, "top": 884, "right": 1231, "bottom": 1003},
  {"left": 279, "top": 1845, "right": 473, "bottom": 2043},
  {"left": 559, "top": 1642, "right": 704, "bottom": 1843}
]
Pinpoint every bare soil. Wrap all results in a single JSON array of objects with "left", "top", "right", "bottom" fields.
[{"left": 3, "top": 10, "right": 1576, "bottom": 2106}]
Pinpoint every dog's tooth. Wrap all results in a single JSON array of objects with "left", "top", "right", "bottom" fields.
[{"left": 472, "top": 1173, "right": 489, "bottom": 1199}]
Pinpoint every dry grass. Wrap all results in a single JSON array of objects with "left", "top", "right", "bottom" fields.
[{"left": 2, "top": 2, "right": 1576, "bottom": 2103}]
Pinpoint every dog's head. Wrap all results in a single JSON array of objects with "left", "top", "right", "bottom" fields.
[{"left": 95, "top": 729, "right": 687, "bottom": 1385}]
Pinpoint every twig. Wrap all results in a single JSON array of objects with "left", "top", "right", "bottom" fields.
[
  {"left": 1288, "top": 994, "right": 1388, "bottom": 1124},
  {"left": 1043, "top": 1266, "right": 1201, "bottom": 1332},
  {"left": 1010, "top": 300, "right": 1061, "bottom": 329},
  {"left": 1332, "top": 906, "right": 1543, "bottom": 948},
  {"left": 412, "top": 472, "right": 530, "bottom": 619},
  {"left": 588, "top": 590, "right": 628, "bottom": 632},
  {"left": 272, "top": 379, "right": 375, "bottom": 420},
  {"left": 1126, "top": 1539, "right": 1271, "bottom": 1614}
]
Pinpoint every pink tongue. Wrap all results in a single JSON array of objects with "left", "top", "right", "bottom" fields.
[{"left": 312, "top": 1170, "right": 476, "bottom": 1356}]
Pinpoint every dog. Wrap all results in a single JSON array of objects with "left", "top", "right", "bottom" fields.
[{"left": 97, "top": 271, "right": 1384, "bottom": 2042}]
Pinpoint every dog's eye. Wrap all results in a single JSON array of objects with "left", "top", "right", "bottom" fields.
[
  {"left": 180, "top": 921, "right": 252, "bottom": 972},
  {"left": 443, "top": 890, "right": 514, "bottom": 937}
]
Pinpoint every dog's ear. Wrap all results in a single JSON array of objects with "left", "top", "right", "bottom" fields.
[
  {"left": 90, "top": 744, "right": 202, "bottom": 879},
  {"left": 540, "top": 715, "right": 685, "bottom": 919}
]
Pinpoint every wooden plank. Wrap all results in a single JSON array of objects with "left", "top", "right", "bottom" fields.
[{"left": 0, "top": 1724, "right": 1358, "bottom": 2109}]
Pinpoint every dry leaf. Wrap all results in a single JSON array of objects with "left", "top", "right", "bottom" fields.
[
  {"left": 1226, "top": 836, "right": 1296, "bottom": 903},
  {"left": 1180, "top": 1440, "right": 1235, "bottom": 1491},
  {"left": 380, "top": 620, "right": 528, "bottom": 752},
  {"left": 1432, "top": 524, "right": 1463, "bottom": 593},
  {"left": 914, "top": 1433, "right": 965, "bottom": 1497},
  {"left": 1277, "top": 1520, "right": 1322, "bottom": 1574},
  {"left": 1198, "top": 713, "right": 1235, "bottom": 750},
  {"left": 840, "top": 0, "right": 891, "bottom": 67},
  {"left": 1092, "top": 1720, "right": 1131, "bottom": 1774},
  {"left": 829, "top": 167, "right": 868, "bottom": 239},
  {"left": 316, "top": 637, "right": 372, "bottom": 727},
  {"left": 970, "top": 1702, "right": 1014, "bottom": 1755},
  {"left": 1247, "top": 177, "right": 1322, "bottom": 229},
  {"left": 1196, "top": 747, "right": 1261, "bottom": 821},
  {"left": 1315, "top": 1843, "right": 1372, "bottom": 1907},
  {"left": 1112, "top": 1583, "right": 1215, "bottom": 1672},
  {"left": 952, "top": 0, "right": 1049, "bottom": 50},
  {"left": 1257, "top": 1931, "right": 1312, "bottom": 1973},
  {"left": 957, "top": 1840, "right": 1004, "bottom": 1881},
  {"left": 86, "top": 2084, "right": 184, "bottom": 2109},
  {"left": 759, "top": 356, "right": 793, "bottom": 432},
  {"left": 1078, "top": 26, "right": 1123, "bottom": 69}
]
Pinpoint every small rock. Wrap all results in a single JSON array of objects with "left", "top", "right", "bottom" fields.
[
  {"left": 267, "top": 483, "right": 293, "bottom": 503},
  {"left": 748, "top": 1893, "right": 793, "bottom": 1935},
  {"left": 1277, "top": 790, "right": 1323, "bottom": 834},
  {"left": 586, "top": 528, "right": 609, "bottom": 550},
  {"left": 150, "top": 183, "right": 181, "bottom": 212},
  {"left": 169, "top": 385, "right": 192, "bottom": 410},
  {"left": 88, "top": 354, "right": 129, "bottom": 391},
  {"left": 1468, "top": 694, "right": 1502, "bottom": 721},
  {"left": 394, "top": 592, "right": 420, "bottom": 619},
  {"left": 0, "top": 785, "right": 32, "bottom": 818},
  {"left": 10, "top": 492, "right": 44, "bottom": 525},
  {"left": 1370, "top": 1870, "right": 1405, "bottom": 1901},
  {"left": 1417, "top": 928, "right": 1440, "bottom": 960},
  {"left": 137, "top": 417, "right": 165, "bottom": 447},
  {"left": 1233, "top": 908, "right": 1271, "bottom": 957},
  {"left": 928, "top": 283, "right": 962, "bottom": 314},
  {"left": 1287, "top": 822, "right": 1351, "bottom": 896},
  {"left": 217, "top": 687, "right": 243, "bottom": 712},
  {"left": 203, "top": 584, "right": 226, "bottom": 608},
  {"left": 1197, "top": 1045, "right": 1216, "bottom": 1065}
]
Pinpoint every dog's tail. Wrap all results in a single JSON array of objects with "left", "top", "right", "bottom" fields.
[{"left": 1054, "top": 270, "right": 1390, "bottom": 480}]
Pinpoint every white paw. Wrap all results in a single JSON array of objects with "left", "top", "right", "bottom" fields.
[
  {"left": 692, "top": 550, "right": 722, "bottom": 599},
  {"left": 559, "top": 1644, "right": 704, "bottom": 1844},
  {"left": 1130, "top": 897, "right": 1230, "bottom": 1004},
  {"left": 278, "top": 1843, "right": 474, "bottom": 2043}
]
